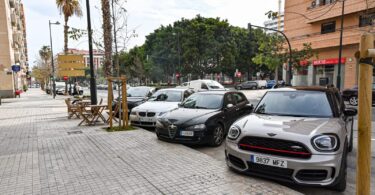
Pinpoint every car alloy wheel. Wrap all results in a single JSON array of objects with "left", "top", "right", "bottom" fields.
[
  {"left": 212, "top": 125, "right": 224, "bottom": 146},
  {"left": 349, "top": 96, "right": 358, "bottom": 106}
]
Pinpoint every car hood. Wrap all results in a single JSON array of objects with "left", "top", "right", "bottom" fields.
[
  {"left": 160, "top": 108, "right": 220, "bottom": 126},
  {"left": 132, "top": 101, "right": 179, "bottom": 113},
  {"left": 236, "top": 114, "right": 342, "bottom": 137},
  {"left": 125, "top": 97, "right": 146, "bottom": 103}
]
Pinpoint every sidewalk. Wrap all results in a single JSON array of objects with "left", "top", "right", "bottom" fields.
[{"left": 0, "top": 89, "right": 300, "bottom": 195}]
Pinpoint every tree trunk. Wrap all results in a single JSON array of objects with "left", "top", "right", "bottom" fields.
[
  {"left": 101, "top": 0, "right": 113, "bottom": 77},
  {"left": 64, "top": 16, "right": 69, "bottom": 54},
  {"left": 275, "top": 66, "right": 279, "bottom": 80}
]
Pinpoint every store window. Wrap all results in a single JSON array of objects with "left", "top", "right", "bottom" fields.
[
  {"left": 321, "top": 21, "right": 336, "bottom": 34},
  {"left": 315, "top": 65, "right": 335, "bottom": 86}
]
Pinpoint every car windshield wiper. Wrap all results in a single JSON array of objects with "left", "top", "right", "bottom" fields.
[{"left": 195, "top": 106, "right": 208, "bottom": 109}]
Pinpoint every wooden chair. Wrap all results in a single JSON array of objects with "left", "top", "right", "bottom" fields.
[
  {"left": 65, "top": 98, "right": 80, "bottom": 119},
  {"left": 106, "top": 103, "right": 119, "bottom": 123}
]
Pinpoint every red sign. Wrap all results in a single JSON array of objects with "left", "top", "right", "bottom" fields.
[
  {"left": 312, "top": 58, "right": 346, "bottom": 66},
  {"left": 236, "top": 72, "right": 242, "bottom": 77},
  {"left": 63, "top": 76, "right": 69, "bottom": 81},
  {"left": 176, "top": 73, "right": 180, "bottom": 78}
]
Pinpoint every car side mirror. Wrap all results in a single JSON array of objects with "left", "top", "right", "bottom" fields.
[
  {"left": 344, "top": 108, "right": 357, "bottom": 117},
  {"left": 226, "top": 104, "right": 234, "bottom": 109},
  {"left": 248, "top": 104, "right": 254, "bottom": 112}
]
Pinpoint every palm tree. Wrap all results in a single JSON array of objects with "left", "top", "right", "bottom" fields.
[
  {"left": 101, "top": 0, "right": 113, "bottom": 77},
  {"left": 56, "top": 0, "right": 82, "bottom": 54}
]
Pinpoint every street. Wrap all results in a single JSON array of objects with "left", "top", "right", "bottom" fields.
[{"left": 0, "top": 89, "right": 300, "bottom": 194}]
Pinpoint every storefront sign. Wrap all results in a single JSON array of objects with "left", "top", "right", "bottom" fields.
[{"left": 312, "top": 58, "right": 346, "bottom": 66}]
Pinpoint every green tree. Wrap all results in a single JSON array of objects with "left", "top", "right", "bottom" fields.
[{"left": 56, "top": 0, "right": 83, "bottom": 54}]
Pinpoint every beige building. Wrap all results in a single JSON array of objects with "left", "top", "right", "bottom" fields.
[
  {"left": 0, "top": 0, "right": 28, "bottom": 98},
  {"left": 284, "top": 0, "right": 374, "bottom": 89}
]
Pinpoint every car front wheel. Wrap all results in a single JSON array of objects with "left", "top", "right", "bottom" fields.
[
  {"left": 329, "top": 142, "right": 347, "bottom": 192},
  {"left": 210, "top": 124, "right": 225, "bottom": 147},
  {"left": 349, "top": 96, "right": 358, "bottom": 106}
]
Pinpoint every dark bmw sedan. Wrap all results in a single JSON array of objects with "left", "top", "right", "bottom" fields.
[
  {"left": 155, "top": 91, "right": 253, "bottom": 146},
  {"left": 113, "top": 86, "right": 156, "bottom": 116}
]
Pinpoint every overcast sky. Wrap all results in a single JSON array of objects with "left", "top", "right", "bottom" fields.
[{"left": 23, "top": 0, "right": 283, "bottom": 67}]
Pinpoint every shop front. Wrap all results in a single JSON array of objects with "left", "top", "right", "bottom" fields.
[{"left": 291, "top": 58, "right": 346, "bottom": 88}]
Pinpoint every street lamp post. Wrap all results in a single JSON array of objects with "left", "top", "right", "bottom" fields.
[
  {"left": 336, "top": 0, "right": 345, "bottom": 89},
  {"left": 86, "top": 0, "right": 98, "bottom": 105},
  {"left": 49, "top": 20, "right": 60, "bottom": 99},
  {"left": 248, "top": 23, "right": 293, "bottom": 85}
]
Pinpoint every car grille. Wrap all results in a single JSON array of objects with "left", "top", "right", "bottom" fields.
[
  {"left": 228, "top": 154, "right": 246, "bottom": 169},
  {"left": 296, "top": 169, "right": 328, "bottom": 181},
  {"left": 139, "top": 112, "right": 146, "bottom": 117},
  {"left": 238, "top": 136, "right": 311, "bottom": 159},
  {"left": 147, "top": 112, "right": 156, "bottom": 117},
  {"left": 246, "top": 162, "right": 294, "bottom": 183}
]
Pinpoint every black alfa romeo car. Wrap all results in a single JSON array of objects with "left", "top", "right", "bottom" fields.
[{"left": 155, "top": 91, "right": 253, "bottom": 146}]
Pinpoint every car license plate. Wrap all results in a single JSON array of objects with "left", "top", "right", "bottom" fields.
[
  {"left": 250, "top": 154, "right": 287, "bottom": 168},
  {"left": 180, "top": 131, "right": 194, "bottom": 137},
  {"left": 139, "top": 117, "right": 153, "bottom": 122}
]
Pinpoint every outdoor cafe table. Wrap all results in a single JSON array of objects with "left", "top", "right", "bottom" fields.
[{"left": 78, "top": 104, "right": 108, "bottom": 126}]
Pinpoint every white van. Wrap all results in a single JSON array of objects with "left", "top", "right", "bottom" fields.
[{"left": 188, "top": 80, "right": 225, "bottom": 92}]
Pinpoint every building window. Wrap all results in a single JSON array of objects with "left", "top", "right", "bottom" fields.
[
  {"left": 359, "top": 13, "right": 375, "bottom": 27},
  {"left": 321, "top": 21, "right": 336, "bottom": 34}
]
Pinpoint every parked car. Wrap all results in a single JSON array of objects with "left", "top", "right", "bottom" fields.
[
  {"left": 254, "top": 80, "right": 267, "bottom": 89},
  {"left": 266, "top": 80, "right": 277, "bottom": 89},
  {"left": 235, "top": 81, "right": 258, "bottom": 90},
  {"left": 113, "top": 86, "right": 157, "bottom": 117},
  {"left": 225, "top": 86, "right": 357, "bottom": 191},
  {"left": 155, "top": 91, "right": 253, "bottom": 146},
  {"left": 130, "top": 88, "right": 194, "bottom": 128},
  {"left": 341, "top": 84, "right": 375, "bottom": 106},
  {"left": 187, "top": 80, "right": 226, "bottom": 92}
]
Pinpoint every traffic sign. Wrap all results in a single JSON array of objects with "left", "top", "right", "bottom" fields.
[
  {"left": 57, "top": 55, "right": 85, "bottom": 77},
  {"left": 11, "top": 65, "right": 21, "bottom": 72},
  {"left": 63, "top": 76, "right": 69, "bottom": 81}
]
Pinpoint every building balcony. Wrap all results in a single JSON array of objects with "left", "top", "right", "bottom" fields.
[
  {"left": 14, "top": 52, "right": 20, "bottom": 63},
  {"left": 11, "top": 13, "right": 16, "bottom": 26},
  {"left": 304, "top": 0, "right": 373, "bottom": 23}
]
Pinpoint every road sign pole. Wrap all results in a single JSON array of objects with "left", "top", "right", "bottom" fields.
[{"left": 356, "top": 33, "right": 373, "bottom": 195}]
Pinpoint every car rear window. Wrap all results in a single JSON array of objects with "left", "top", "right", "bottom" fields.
[{"left": 255, "top": 91, "right": 333, "bottom": 118}]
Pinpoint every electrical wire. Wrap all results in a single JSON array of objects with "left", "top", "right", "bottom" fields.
[{"left": 285, "top": 0, "right": 339, "bottom": 21}]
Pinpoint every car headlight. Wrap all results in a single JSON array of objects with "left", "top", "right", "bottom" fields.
[
  {"left": 227, "top": 126, "right": 241, "bottom": 140},
  {"left": 186, "top": 124, "right": 206, "bottom": 130},
  {"left": 312, "top": 134, "right": 339, "bottom": 152},
  {"left": 130, "top": 111, "right": 137, "bottom": 115}
]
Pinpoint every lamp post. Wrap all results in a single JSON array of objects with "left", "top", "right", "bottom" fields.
[
  {"left": 248, "top": 23, "right": 293, "bottom": 85},
  {"left": 336, "top": 0, "right": 345, "bottom": 89},
  {"left": 86, "top": 0, "right": 98, "bottom": 105},
  {"left": 49, "top": 20, "right": 60, "bottom": 99}
]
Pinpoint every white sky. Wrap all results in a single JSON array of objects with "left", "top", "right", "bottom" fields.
[{"left": 23, "top": 0, "right": 283, "bottom": 67}]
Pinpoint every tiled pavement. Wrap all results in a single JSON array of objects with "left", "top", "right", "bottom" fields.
[{"left": 0, "top": 89, "right": 300, "bottom": 195}]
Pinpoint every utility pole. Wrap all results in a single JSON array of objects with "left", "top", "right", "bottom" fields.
[
  {"left": 355, "top": 33, "right": 373, "bottom": 195},
  {"left": 337, "top": 0, "right": 345, "bottom": 89},
  {"left": 86, "top": 0, "right": 98, "bottom": 105}
]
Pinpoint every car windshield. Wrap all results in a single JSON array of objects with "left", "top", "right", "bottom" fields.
[
  {"left": 148, "top": 90, "right": 182, "bottom": 102},
  {"left": 206, "top": 81, "right": 224, "bottom": 89},
  {"left": 127, "top": 87, "right": 150, "bottom": 97},
  {"left": 255, "top": 91, "right": 333, "bottom": 118},
  {"left": 181, "top": 94, "right": 223, "bottom": 109}
]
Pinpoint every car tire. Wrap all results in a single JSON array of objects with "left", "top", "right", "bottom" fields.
[
  {"left": 237, "top": 86, "right": 242, "bottom": 90},
  {"left": 348, "top": 118, "right": 354, "bottom": 152},
  {"left": 329, "top": 142, "right": 347, "bottom": 192},
  {"left": 252, "top": 86, "right": 256, "bottom": 90},
  {"left": 210, "top": 124, "right": 225, "bottom": 147},
  {"left": 349, "top": 96, "right": 358, "bottom": 106}
]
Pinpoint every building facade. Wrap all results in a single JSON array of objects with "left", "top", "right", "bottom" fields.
[
  {"left": 60, "top": 48, "right": 104, "bottom": 71},
  {"left": 0, "top": 0, "right": 28, "bottom": 98},
  {"left": 284, "top": 0, "right": 374, "bottom": 89}
]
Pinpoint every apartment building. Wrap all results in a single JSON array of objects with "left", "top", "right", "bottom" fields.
[
  {"left": 284, "top": 0, "right": 374, "bottom": 89},
  {"left": 0, "top": 0, "right": 28, "bottom": 98},
  {"left": 264, "top": 12, "right": 285, "bottom": 32}
]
